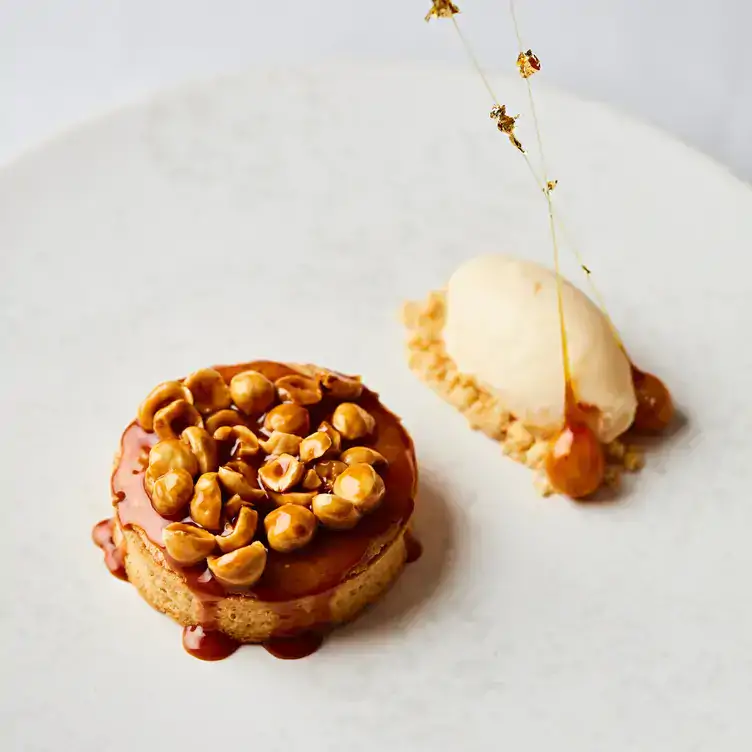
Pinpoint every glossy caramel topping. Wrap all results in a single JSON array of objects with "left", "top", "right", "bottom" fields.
[
  {"left": 631, "top": 366, "right": 675, "bottom": 434},
  {"left": 92, "top": 518, "right": 127, "bottom": 581},
  {"left": 182, "top": 625, "right": 240, "bottom": 661},
  {"left": 111, "top": 361, "right": 417, "bottom": 602}
]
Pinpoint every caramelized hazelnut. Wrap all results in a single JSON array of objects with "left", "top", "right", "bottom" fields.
[
  {"left": 137, "top": 381, "right": 193, "bottom": 432},
  {"left": 205, "top": 409, "right": 246, "bottom": 435},
  {"left": 544, "top": 422, "right": 605, "bottom": 500},
  {"left": 313, "top": 460, "right": 347, "bottom": 489},
  {"left": 215, "top": 506, "right": 258, "bottom": 554},
  {"left": 183, "top": 368, "right": 232, "bottom": 415},
  {"left": 318, "top": 421, "right": 342, "bottom": 453},
  {"left": 149, "top": 439, "right": 198, "bottom": 478},
  {"left": 163, "top": 523, "right": 216, "bottom": 565},
  {"left": 224, "top": 493, "right": 255, "bottom": 521},
  {"left": 151, "top": 468, "right": 194, "bottom": 517},
  {"left": 302, "top": 468, "right": 322, "bottom": 490},
  {"left": 266, "top": 490, "right": 316, "bottom": 507},
  {"left": 275, "top": 375, "right": 323, "bottom": 406},
  {"left": 264, "top": 504, "right": 317, "bottom": 553},
  {"left": 332, "top": 403, "right": 375, "bottom": 440},
  {"left": 189, "top": 472, "right": 223, "bottom": 531},
  {"left": 218, "top": 462, "right": 266, "bottom": 501},
  {"left": 259, "top": 431, "right": 302, "bottom": 457},
  {"left": 153, "top": 399, "right": 204, "bottom": 441},
  {"left": 207, "top": 541, "right": 267, "bottom": 588},
  {"left": 230, "top": 370, "right": 276, "bottom": 416},
  {"left": 263, "top": 403, "right": 310, "bottom": 437},
  {"left": 299, "top": 431, "right": 333, "bottom": 463},
  {"left": 213, "top": 424, "right": 260, "bottom": 459},
  {"left": 319, "top": 371, "right": 363, "bottom": 401},
  {"left": 312, "top": 493, "right": 362, "bottom": 530},
  {"left": 340, "top": 446, "right": 387, "bottom": 467},
  {"left": 631, "top": 368, "right": 675, "bottom": 434},
  {"left": 144, "top": 466, "right": 159, "bottom": 497},
  {"left": 180, "top": 426, "right": 218, "bottom": 474},
  {"left": 258, "top": 453, "right": 305, "bottom": 493},
  {"left": 333, "top": 463, "right": 385, "bottom": 514}
]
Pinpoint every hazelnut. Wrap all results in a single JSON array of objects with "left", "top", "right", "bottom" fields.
[
  {"left": 137, "top": 381, "right": 194, "bottom": 432},
  {"left": 205, "top": 409, "right": 246, "bottom": 435},
  {"left": 162, "top": 523, "right": 216, "bottom": 565},
  {"left": 275, "top": 375, "right": 323, "bottom": 406},
  {"left": 224, "top": 493, "right": 255, "bottom": 521},
  {"left": 213, "top": 425, "right": 260, "bottom": 459},
  {"left": 153, "top": 399, "right": 204, "bottom": 441},
  {"left": 266, "top": 490, "right": 316, "bottom": 507},
  {"left": 183, "top": 368, "right": 232, "bottom": 415},
  {"left": 340, "top": 446, "right": 388, "bottom": 467},
  {"left": 189, "top": 472, "right": 223, "bottom": 531},
  {"left": 151, "top": 468, "right": 194, "bottom": 517},
  {"left": 319, "top": 371, "right": 364, "bottom": 401},
  {"left": 331, "top": 403, "right": 375, "bottom": 440},
  {"left": 230, "top": 370, "right": 276, "bottom": 416},
  {"left": 264, "top": 504, "right": 317, "bottom": 553},
  {"left": 317, "top": 421, "right": 342, "bottom": 453},
  {"left": 258, "top": 453, "right": 305, "bottom": 493},
  {"left": 313, "top": 460, "right": 347, "bottom": 489},
  {"left": 302, "top": 468, "right": 322, "bottom": 490},
  {"left": 312, "top": 493, "right": 362, "bottom": 530},
  {"left": 207, "top": 541, "right": 267, "bottom": 588},
  {"left": 144, "top": 465, "right": 159, "bottom": 497},
  {"left": 259, "top": 431, "right": 302, "bottom": 457},
  {"left": 333, "top": 463, "right": 385, "bottom": 514},
  {"left": 148, "top": 439, "right": 198, "bottom": 478},
  {"left": 218, "top": 462, "right": 266, "bottom": 501},
  {"left": 180, "top": 426, "right": 218, "bottom": 474},
  {"left": 263, "top": 403, "right": 310, "bottom": 437},
  {"left": 299, "top": 431, "right": 333, "bottom": 463},
  {"left": 215, "top": 506, "right": 258, "bottom": 554}
]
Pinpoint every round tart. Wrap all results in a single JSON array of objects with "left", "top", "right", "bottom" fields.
[{"left": 95, "top": 361, "right": 418, "bottom": 660}]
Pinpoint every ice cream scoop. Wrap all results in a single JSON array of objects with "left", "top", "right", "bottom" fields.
[{"left": 443, "top": 254, "right": 636, "bottom": 443}]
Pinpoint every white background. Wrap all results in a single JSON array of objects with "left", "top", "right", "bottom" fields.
[{"left": 1, "top": 0, "right": 751, "bottom": 180}]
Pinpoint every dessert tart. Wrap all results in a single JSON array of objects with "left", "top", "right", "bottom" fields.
[
  {"left": 403, "top": 254, "right": 674, "bottom": 499},
  {"left": 93, "top": 361, "right": 419, "bottom": 660}
]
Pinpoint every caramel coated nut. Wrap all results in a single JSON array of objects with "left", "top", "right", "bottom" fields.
[
  {"left": 318, "top": 421, "right": 342, "bottom": 454},
  {"left": 148, "top": 439, "right": 199, "bottom": 478},
  {"left": 215, "top": 506, "right": 258, "bottom": 554},
  {"left": 189, "top": 472, "right": 223, "bottom": 532},
  {"left": 144, "top": 466, "right": 159, "bottom": 497},
  {"left": 258, "top": 453, "right": 305, "bottom": 493},
  {"left": 213, "top": 425, "right": 260, "bottom": 459},
  {"left": 259, "top": 431, "right": 302, "bottom": 457},
  {"left": 181, "top": 426, "right": 218, "bottom": 474},
  {"left": 205, "top": 409, "right": 246, "bottom": 435},
  {"left": 312, "top": 493, "right": 362, "bottom": 530},
  {"left": 275, "top": 375, "right": 323, "bottom": 406},
  {"left": 263, "top": 403, "right": 310, "bottom": 437},
  {"left": 313, "top": 460, "right": 347, "bottom": 489},
  {"left": 299, "top": 431, "right": 333, "bottom": 463},
  {"left": 151, "top": 468, "right": 194, "bottom": 517},
  {"left": 331, "top": 403, "right": 375, "bottom": 440},
  {"left": 264, "top": 504, "right": 317, "bottom": 553},
  {"left": 267, "top": 490, "right": 316, "bottom": 507},
  {"left": 230, "top": 370, "right": 276, "bottom": 416},
  {"left": 319, "top": 371, "right": 364, "bottom": 401},
  {"left": 137, "top": 381, "right": 194, "bottom": 432},
  {"left": 218, "top": 462, "right": 266, "bottom": 501},
  {"left": 224, "top": 493, "right": 255, "bottom": 521},
  {"left": 302, "top": 468, "right": 322, "bottom": 490},
  {"left": 163, "top": 523, "right": 216, "bottom": 565},
  {"left": 207, "top": 541, "right": 267, "bottom": 588},
  {"left": 333, "top": 463, "right": 385, "bottom": 514},
  {"left": 340, "top": 446, "right": 388, "bottom": 467},
  {"left": 184, "top": 368, "right": 232, "bottom": 415},
  {"left": 153, "top": 399, "right": 204, "bottom": 441}
]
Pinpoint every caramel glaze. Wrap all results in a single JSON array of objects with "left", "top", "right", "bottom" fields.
[
  {"left": 92, "top": 518, "right": 128, "bottom": 581},
  {"left": 106, "top": 361, "right": 418, "bottom": 660},
  {"left": 182, "top": 625, "right": 240, "bottom": 661}
]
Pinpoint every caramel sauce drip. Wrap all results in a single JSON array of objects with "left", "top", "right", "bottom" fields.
[
  {"left": 404, "top": 528, "right": 423, "bottom": 563},
  {"left": 92, "top": 518, "right": 128, "bottom": 581},
  {"left": 103, "top": 361, "right": 418, "bottom": 660}
]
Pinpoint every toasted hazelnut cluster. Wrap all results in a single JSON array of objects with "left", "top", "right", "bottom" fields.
[{"left": 135, "top": 365, "right": 388, "bottom": 586}]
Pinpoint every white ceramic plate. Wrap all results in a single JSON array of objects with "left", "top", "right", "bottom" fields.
[{"left": 2, "top": 64, "right": 751, "bottom": 751}]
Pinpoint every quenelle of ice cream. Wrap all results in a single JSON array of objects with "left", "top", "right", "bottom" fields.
[{"left": 443, "top": 254, "right": 636, "bottom": 443}]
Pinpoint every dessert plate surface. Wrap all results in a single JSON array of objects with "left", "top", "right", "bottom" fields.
[{"left": 1, "top": 63, "right": 750, "bottom": 751}]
